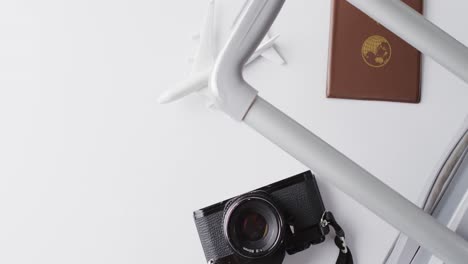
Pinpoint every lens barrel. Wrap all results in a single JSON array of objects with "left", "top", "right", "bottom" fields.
[{"left": 223, "top": 193, "right": 284, "bottom": 259}]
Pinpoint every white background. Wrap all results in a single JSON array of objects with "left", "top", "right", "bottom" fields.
[{"left": 0, "top": 0, "right": 467, "bottom": 263}]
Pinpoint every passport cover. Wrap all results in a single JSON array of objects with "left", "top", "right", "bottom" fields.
[{"left": 327, "top": 0, "right": 423, "bottom": 103}]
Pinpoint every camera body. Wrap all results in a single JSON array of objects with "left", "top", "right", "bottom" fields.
[{"left": 194, "top": 171, "right": 329, "bottom": 264}]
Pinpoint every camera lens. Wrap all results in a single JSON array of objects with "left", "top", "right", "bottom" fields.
[
  {"left": 224, "top": 193, "right": 284, "bottom": 259},
  {"left": 239, "top": 211, "right": 268, "bottom": 242}
]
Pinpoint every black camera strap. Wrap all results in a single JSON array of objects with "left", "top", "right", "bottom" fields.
[{"left": 321, "top": 211, "right": 354, "bottom": 264}]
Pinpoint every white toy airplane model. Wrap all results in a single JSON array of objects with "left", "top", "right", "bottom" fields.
[{"left": 158, "top": 0, "right": 285, "bottom": 104}]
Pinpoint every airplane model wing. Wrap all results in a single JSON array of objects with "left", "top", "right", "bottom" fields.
[
  {"left": 190, "top": 0, "right": 216, "bottom": 75},
  {"left": 259, "top": 32, "right": 286, "bottom": 65},
  {"left": 158, "top": 0, "right": 286, "bottom": 104},
  {"left": 232, "top": 0, "right": 286, "bottom": 65},
  {"left": 158, "top": 0, "right": 216, "bottom": 104}
]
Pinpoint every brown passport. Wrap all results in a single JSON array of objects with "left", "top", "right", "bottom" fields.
[{"left": 327, "top": 0, "right": 423, "bottom": 103}]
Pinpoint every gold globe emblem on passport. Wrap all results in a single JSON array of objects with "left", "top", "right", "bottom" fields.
[{"left": 361, "top": 35, "right": 392, "bottom": 68}]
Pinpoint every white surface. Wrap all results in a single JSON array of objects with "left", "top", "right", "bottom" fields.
[{"left": 0, "top": 1, "right": 467, "bottom": 264}]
